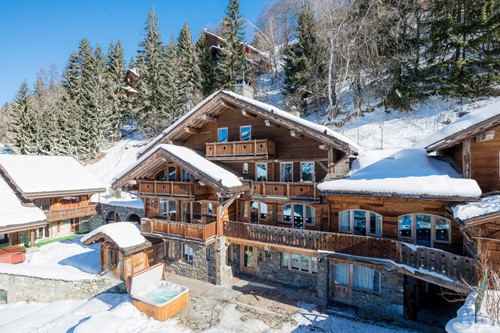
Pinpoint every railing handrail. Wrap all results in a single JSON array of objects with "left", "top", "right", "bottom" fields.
[
  {"left": 149, "top": 219, "right": 217, "bottom": 241},
  {"left": 44, "top": 203, "right": 97, "bottom": 213},
  {"left": 206, "top": 139, "right": 271, "bottom": 145},
  {"left": 138, "top": 180, "right": 192, "bottom": 185}
]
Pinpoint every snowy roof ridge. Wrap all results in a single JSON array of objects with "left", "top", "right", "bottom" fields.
[
  {"left": 318, "top": 149, "right": 481, "bottom": 199},
  {"left": 417, "top": 99, "right": 500, "bottom": 151},
  {"left": 451, "top": 194, "right": 500, "bottom": 223},
  {"left": 138, "top": 90, "right": 361, "bottom": 158},
  {"left": 0, "top": 155, "right": 106, "bottom": 197},
  {"left": 81, "top": 222, "right": 147, "bottom": 250},
  {"left": 114, "top": 143, "right": 243, "bottom": 191}
]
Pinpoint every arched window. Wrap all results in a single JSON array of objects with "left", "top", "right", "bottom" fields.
[
  {"left": 282, "top": 204, "right": 315, "bottom": 229},
  {"left": 398, "top": 213, "right": 450, "bottom": 246},
  {"left": 339, "top": 210, "right": 382, "bottom": 236}
]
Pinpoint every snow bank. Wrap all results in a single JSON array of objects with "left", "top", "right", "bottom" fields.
[
  {"left": 318, "top": 149, "right": 481, "bottom": 198},
  {"left": 0, "top": 176, "right": 46, "bottom": 227},
  {"left": 98, "top": 192, "right": 144, "bottom": 209},
  {"left": 115, "top": 144, "right": 243, "bottom": 189},
  {"left": 418, "top": 99, "right": 500, "bottom": 150},
  {"left": 446, "top": 292, "right": 500, "bottom": 333},
  {"left": 0, "top": 155, "right": 106, "bottom": 195},
  {"left": 452, "top": 195, "right": 500, "bottom": 221},
  {"left": 81, "top": 222, "right": 145, "bottom": 249}
]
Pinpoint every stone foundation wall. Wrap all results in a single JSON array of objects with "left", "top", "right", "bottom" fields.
[
  {"left": 87, "top": 203, "right": 144, "bottom": 232},
  {"left": 0, "top": 273, "right": 126, "bottom": 303}
]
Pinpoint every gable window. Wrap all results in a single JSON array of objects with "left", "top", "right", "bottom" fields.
[
  {"left": 282, "top": 253, "right": 318, "bottom": 274},
  {"left": 182, "top": 170, "right": 191, "bottom": 182},
  {"left": 154, "top": 170, "right": 165, "bottom": 181},
  {"left": 301, "top": 162, "right": 314, "bottom": 182},
  {"left": 218, "top": 127, "right": 228, "bottom": 142},
  {"left": 398, "top": 213, "right": 451, "bottom": 246},
  {"left": 338, "top": 210, "right": 382, "bottom": 236},
  {"left": 283, "top": 204, "right": 315, "bottom": 229},
  {"left": 243, "top": 162, "right": 249, "bottom": 174},
  {"left": 183, "top": 244, "right": 194, "bottom": 264},
  {"left": 280, "top": 162, "right": 293, "bottom": 182},
  {"left": 167, "top": 166, "right": 176, "bottom": 181},
  {"left": 256, "top": 162, "right": 267, "bottom": 181},
  {"left": 240, "top": 125, "right": 251, "bottom": 141},
  {"left": 334, "top": 264, "right": 380, "bottom": 293}
]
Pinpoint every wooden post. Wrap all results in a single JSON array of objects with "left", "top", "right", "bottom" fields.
[
  {"left": 462, "top": 139, "right": 471, "bottom": 178},
  {"left": 30, "top": 229, "right": 35, "bottom": 247},
  {"left": 216, "top": 205, "right": 223, "bottom": 237}
]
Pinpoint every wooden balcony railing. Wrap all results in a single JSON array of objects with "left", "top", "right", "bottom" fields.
[
  {"left": 223, "top": 221, "right": 475, "bottom": 283},
  {"left": 138, "top": 180, "right": 194, "bottom": 197},
  {"left": 142, "top": 219, "right": 217, "bottom": 242},
  {"left": 251, "top": 182, "right": 319, "bottom": 201},
  {"left": 205, "top": 139, "right": 275, "bottom": 160},
  {"left": 44, "top": 204, "right": 97, "bottom": 222}
]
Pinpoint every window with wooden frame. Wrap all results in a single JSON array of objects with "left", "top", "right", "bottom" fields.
[
  {"left": 398, "top": 213, "right": 451, "bottom": 246},
  {"left": 183, "top": 243, "right": 194, "bottom": 264},
  {"left": 243, "top": 162, "right": 249, "bottom": 174},
  {"left": 240, "top": 125, "right": 251, "bottom": 141},
  {"left": 334, "top": 264, "right": 380, "bottom": 293},
  {"left": 249, "top": 201, "right": 268, "bottom": 224},
  {"left": 301, "top": 162, "right": 314, "bottom": 182},
  {"left": 281, "top": 253, "right": 318, "bottom": 274},
  {"left": 149, "top": 199, "right": 155, "bottom": 208},
  {"left": 218, "top": 127, "right": 228, "bottom": 142},
  {"left": 181, "top": 169, "right": 191, "bottom": 182},
  {"left": 282, "top": 204, "right": 315, "bottom": 228},
  {"left": 256, "top": 162, "right": 267, "bottom": 181},
  {"left": 167, "top": 166, "right": 176, "bottom": 181},
  {"left": 108, "top": 247, "right": 118, "bottom": 267},
  {"left": 338, "top": 210, "right": 382, "bottom": 236},
  {"left": 280, "top": 162, "right": 293, "bottom": 182}
]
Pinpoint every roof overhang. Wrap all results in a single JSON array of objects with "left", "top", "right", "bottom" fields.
[{"left": 0, "top": 220, "right": 47, "bottom": 234}]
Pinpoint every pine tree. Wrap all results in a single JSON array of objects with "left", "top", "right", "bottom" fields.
[
  {"left": 163, "top": 36, "right": 183, "bottom": 128},
  {"left": 177, "top": 22, "right": 202, "bottom": 111},
  {"left": 216, "top": 0, "right": 246, "bottom": 90},
  {"left": 136, "top": 9, "right": 169, "bottom": 135},
  {"left": 8, "top": 82, "right": 37, "bottom": 154},
  {"left": 196, "top": 32, "right": 217, "bottom": 97},
  {"left": 106, "top": 40, "right": 127, "bottom": 140}
]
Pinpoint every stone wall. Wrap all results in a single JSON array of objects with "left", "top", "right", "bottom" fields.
[
  {"left": 0, "top": 273, "right": 126, "bottom": 303},
  {"left": 87, "top": 203, "right": 144, "bottom": 232}
]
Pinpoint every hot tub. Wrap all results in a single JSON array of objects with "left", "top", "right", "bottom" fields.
[{"left": 128, "top": 263, "right": 189, "bottom": 321}]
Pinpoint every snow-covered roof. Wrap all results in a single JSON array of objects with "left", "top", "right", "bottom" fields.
[
  {"left": 81, "top": 222, "right": 146, "bottom": 249},
  {"left": 122, "top": 85, "right": 138, "bottom": 93},
  {"left": 451, "top": 194, "right": 500, "bottom": 222},
  {"left": 0, "top": 155, "right": 106, "bottom": 198},
  {"left": 418, "top": 100, "right": 500, "bottom": 151},
  {"left": 114, "top": 144, "right": 243, "bottom": 190},
  {"left": 127, "top": 67, "right": 139, "bottom": 78},
  {"left": 318, "top": 149, "right": 482, "bottom": 199},
  {"left": 138, "top": 91, "right": 361, "bottom": 157},
  {"left": 0, "top": 176, "right": 46, "bottom": 229}
]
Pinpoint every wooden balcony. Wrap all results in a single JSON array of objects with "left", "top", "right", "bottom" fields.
[
  {"left": 251, "top": 182, "right": 319, "bottom": 201},
  {"left": 138, "top": 180, "right": 195, "bottom": 197},
  {"left": 142, "top": 219, "right": 217, "bottom": 242},
  {"left": 223, "top": 221, "right": 476, "bottom": 285},
  {"left": 44, "top": 204, "right": 97, "bottom": 222},
  {"left": 205, "top": 139, "right": 275, "bottom": 160}
]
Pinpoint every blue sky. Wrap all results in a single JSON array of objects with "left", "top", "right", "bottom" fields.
[{"left": 0, "top": 0, "right": 271, "bottom": 106}]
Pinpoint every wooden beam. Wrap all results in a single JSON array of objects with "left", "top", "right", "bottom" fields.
[
  {"left": 290, "top": 130, "right": 302, "bottom": 139},
  {"left": 241, "top": 109, "right": 257, "bottom": 118},
  {"left": 201, "top": 114, "right": 216, "bottom": 122},
  {"left": 462, "top": 139, "right": 471, "bottom": 178},
  {"left": 184, "top": 127, "right": 200, "bottom": 134},
  {"left": 316, "top": 161, "right": 329, "bottom": 173},
  {"left": 319, "top": 143, "right": 329, "bottom": 150},
  {"left": 264, "top": 119, "right": 279, "bottom": 128}
]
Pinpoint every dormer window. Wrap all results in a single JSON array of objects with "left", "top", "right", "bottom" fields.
[
  {"left": 240, "top": 126, "right": 251, "bottom": 141},
  {"left": 218, "top": 128, "right": 228, "bottom": 142}
]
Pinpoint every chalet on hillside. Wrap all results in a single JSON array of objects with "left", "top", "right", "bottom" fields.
[
  {"left": 0, "top": 155, "right": 106, "bottom": 243},
  {"left": 123, "top": 67, "right": 139, "bottom": 97},
  {"left": 111, "top": 90, "right": 485, "bottom": 323}
]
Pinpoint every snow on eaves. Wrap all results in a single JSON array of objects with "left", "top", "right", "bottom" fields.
[
  {"left": 81, "top": 222, "right": 146, "bottom": 249},
  {"left": 116, "top": 144, "right": 243, "bottom": 189},
  {"left": 0, "top": 155, "right": 106, "bottom": 196},
  {"left": 417, "top": 99, "right": 500, "bottom": 150},
  {"left": 452, "top": 194, "right": 500, "bottom": 222},
  {"left": 0, "top": 176, "right": 46, "bottom": 228},
  {"left": 318, "top": 149, "right": 481, "bottom": 199}
]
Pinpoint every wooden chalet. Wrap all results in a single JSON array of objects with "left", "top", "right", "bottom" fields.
[
  {"left": 0, "top": 155, "right": 106, "bottom": 244},
  {"left": 123, "top": 68, "right": 139, "bottom": 97},
  {"left": 203, "top": 30, "right": 273, "bottom": 76},
  {"left": 112, "top": 90, "right": 486, "bottom": 322}
]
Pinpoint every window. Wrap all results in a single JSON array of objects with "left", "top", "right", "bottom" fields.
[
  {"left": 218, "top": 128, "right": 228, "bottom": 142},
  {"left": 280, "top": 163, "right": 293, "bottom": 182},
  {"left": 183, "top": 244, "right": 194, "bottom": 264},
  {"left": 108, "top": 248, "right": 118, "bottom": 267},
  {"left": 240, "top": 125, "right": 251, "bottom": 141},
  {"left": 150, "top": 199, "right": 155, "bottom": 208},
  {"left": 159, "top": 199, "right": 167, "bottom": 215},
  {"left": 182, "top": 170, "right": 191, "bottom": 182},
  {"left": 34, "top": 198, "right": 51, "bottom": 211},
  {"left": 193, "top": 202, "right": 202, "bottom": 221},
  {"left": 281, "top": 253, "right": 318, "bottom": 274},
  {"left": 334, "top": 264, "right": 380, "bottom": 293},
  {"left": 338, "top": 210, "right": 382, "bottom": 236},
  {"left": 243, "top": 162, "right": 249, "bottom": 174},
  {"left": 301, "top": 162, "right": 314, "bottom": 182},
  {"left": 241, "top": 201, "right": 248, "bottom": 218},
  {"left": 398, "top": 213, "right": 451, "bottom": 246},
  {"left": 256, "top": 163, "right": 267, "bottom": 181},
  {"left": 167, "top": 166, "right": 176, "bottom": 181},
  {"left": 154, "top": 170, "right": 165, "bottom": 181},
  {"left": 160, "top": 200, "right": 176, "bottom": 219},
  {"left": 250, "top": 201, "right": 268, "bottom": 223},
  {"left": 282, "top": 204, "right": 315, "bottom": 228},
  {"left": 182, "top": 202, "right": 191, "bottom": 223}
]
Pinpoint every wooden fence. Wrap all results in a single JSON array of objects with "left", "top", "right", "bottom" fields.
[
  {"left": 138, "top": 181, "right": 194, "bottom": 197},
  {"left": 142, "top": 219, "right": 217, "bottom": 242},
  {"left": 251, "top": 182, "right": 319, "bottom": 201},
  {"left": 44, "top": 205, "right": 97, "bottom": 222},
  {"left": 206, "top": 139, "right": 275, "bottom": 159}
]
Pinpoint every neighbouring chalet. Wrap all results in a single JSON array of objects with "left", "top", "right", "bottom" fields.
[
  {"left": 123, "top": 67, "right": 139, "bottom": 97},
  {"left": 110, "top": 90, "right": 489, "bottom": 323},
  {"left": 0, "top": 155, "right": 106, "bottom": 245},
  {"left": 203, "top": 30, "right": 273, "bottom": 76}
]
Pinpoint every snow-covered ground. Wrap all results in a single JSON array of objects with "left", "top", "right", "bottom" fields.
[
  {"left": 0, "top": 238, "right": 99, "bottom": 280},
  {"left": 446, "top": 292, "right": 500, "bottom": 333}
]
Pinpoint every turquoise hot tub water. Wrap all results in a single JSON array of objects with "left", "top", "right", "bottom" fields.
[{"left": 134, "top": 281, "right": 187, "bottom": 307}]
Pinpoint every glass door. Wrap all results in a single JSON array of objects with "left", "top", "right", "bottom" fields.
[
  {"left": 241, "top": 246, "right": 256, "bottom": 274},
  {"left": 416, "top": 214, "right": 431, "bottom": 246}
]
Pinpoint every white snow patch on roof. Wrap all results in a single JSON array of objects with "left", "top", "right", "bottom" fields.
[
  {"left": 99, "top": 192, "right": 144, "bottom": 209},
  {"left": 127, "top": 67, "right": 139, "bottom": 77},
  {"left": 452, "top": 195, "right": 500, "bottom": 221},
  {"left": 446, "top": 292, "right": 500, "bottom": 333},
  {"left": 0, "top": 176, "right": 46, "bottom": 228},
  {"left": 418, "top": 99, "right": 500, "bottom": 149},
  {"left": 318, "top": 149, "right": 481, "bottom": 198},
  {"left": 81, "top": 222, "right": 145, "bottom": 249},
  {"left": 0, "top": 155, "right": 106, "bottom": 195},
  {"left": 117, "top": 144, "right": 243, "bottom": 189}
]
